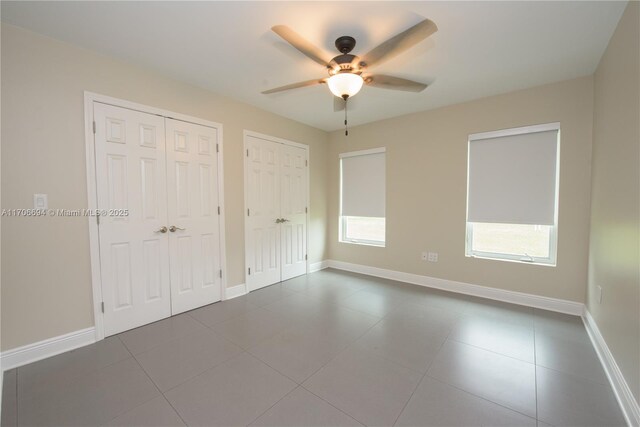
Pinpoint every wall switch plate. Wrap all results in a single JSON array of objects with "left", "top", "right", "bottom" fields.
[
  {"left": 421, "top": 252, "right": 428, "bottom": 261},
  {"left": 34, "top": 193, "right": 48, "bottom": 209},
  {"left": 597, "top": 285, "right": 603, "bottom": 303},
  {"left": 428, "top": 252, "right": 438, "bottom": 262}
]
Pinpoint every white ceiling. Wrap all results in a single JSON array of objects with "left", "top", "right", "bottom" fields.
[{"left": 1, "top": 1, "right": 626, "bottom": 131}]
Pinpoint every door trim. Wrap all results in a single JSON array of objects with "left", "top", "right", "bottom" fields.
[
  {"left": 242, "top": 130, "right": 310, "bottom": 290},
  {"left": 84, "top": 92, "right": 227, "bottom": 341}
]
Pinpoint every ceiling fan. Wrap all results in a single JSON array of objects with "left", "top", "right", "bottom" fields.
[{"left": 262, "top": 19, "right": 438, "bottom": 101}]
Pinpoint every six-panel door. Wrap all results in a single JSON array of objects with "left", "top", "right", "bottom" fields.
[
  {"left": 94, "top": 103, "right": 223, "bottom": 335},
  {"left": 280, "top": 144, "right": 308, "bottom": 281},
  {"left": 245, "top": 135, "right": 308, "bottom": 292},
  {"left": 165, "top": 118, "right": 222, "bottom": 314},
  {"left": 245, "top": 135, "right": 282, "bottom": 291},
  {"left": 94, "top": 103, "right": 172, "bottom": 336}
]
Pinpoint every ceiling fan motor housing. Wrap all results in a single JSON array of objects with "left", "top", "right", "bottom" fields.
[
  {"left": 335, "top": 36, "right": 356, "bottom": 54},
  {"left": 328, "top": 54, "right": 360, "bottom": 74}
]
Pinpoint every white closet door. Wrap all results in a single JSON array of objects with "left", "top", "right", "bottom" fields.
[
  {"left": 280, "top": 144, "right": 307, "bottom": 281},
  {"left": 245, "top": 136, "right": 281, "bottom": 291},
  {"left": 94, "top": 103, "right": 171, "bottom": 336},
  {"left": 165, "top": 118, "right": 222, "bottom": 314}
]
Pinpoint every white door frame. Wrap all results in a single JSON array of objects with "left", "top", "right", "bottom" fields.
[
  {"left": 243, "top": 130, "right": 310, "bottom": 290},
  {"left": 84, "top": 92, "right": 227, "bottom": 341}
]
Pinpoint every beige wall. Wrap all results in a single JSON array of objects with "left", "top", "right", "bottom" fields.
[
  {"left": 0, "top": 24, "right": 329, "bottom": 351},
  {"left": 328, "top": 76, "right": 594, "bottom": 303},
  {"left": 588, "top": 1, "right": 640, "bottom": 404}
]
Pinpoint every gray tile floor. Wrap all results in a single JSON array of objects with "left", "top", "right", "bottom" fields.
[{"left": 1, "top": 269, "right": 626, "bottom": 427}]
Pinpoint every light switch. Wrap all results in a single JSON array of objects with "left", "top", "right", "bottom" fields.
[{"left": 34, "top": 193, "right": 48, "bottom": 209}]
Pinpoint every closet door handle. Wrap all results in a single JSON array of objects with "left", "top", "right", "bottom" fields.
[
  {"left": 154, "top": 226, "right": 168, "bottom": 234},
  {"left": 169, "top": 225, "right": 186, "bottom": 232}
]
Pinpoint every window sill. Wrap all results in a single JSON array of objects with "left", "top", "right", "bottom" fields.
[
  {"left": 339, "top": 239, "right": 385, "bottom": 248},
  {"left": 466, "top": 254, "right": 556, "bottom": 267}
]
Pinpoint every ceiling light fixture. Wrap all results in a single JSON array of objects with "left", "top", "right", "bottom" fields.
[
  {"left": 326, "top": 72, "right": 363, "bottom": 136},
  {"left": 327, "top": 73, "right": 364, "bottom": 99}
]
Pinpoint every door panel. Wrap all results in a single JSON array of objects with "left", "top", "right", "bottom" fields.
[
  {"left": 165, "top": 119, "right": 222, "bottom": 314},
  {"left": 245, "top": 135, "right": 308, "bottom": 291},
  {"left": 280, "top": 144, "right": 308, "bottom": 281},
  {"left": 245, "top": 136, "right": 281, "bottom": 291},
  {"left": 94, "top": 103, "right": 171, "bottom": 337}
]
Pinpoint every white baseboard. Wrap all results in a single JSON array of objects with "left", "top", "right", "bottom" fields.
[
  {"left": 225, "top": 283, "right": 247, "bottom": 300},
  {"left": 325, "top": 260, "right": 584, "bottom": 316},
  {"left": 309, "top": 260, "right": 329, "bottom": 273},
  {"left": 1, "top": 327, "right": 96, "bottom": 371},
  {"left": 583, "top": 310, "right": 639, "bottom": 427}
]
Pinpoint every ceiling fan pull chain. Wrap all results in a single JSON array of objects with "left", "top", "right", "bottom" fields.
[{"left": 344, "top": 97, "right": 349, "bottom": 136}]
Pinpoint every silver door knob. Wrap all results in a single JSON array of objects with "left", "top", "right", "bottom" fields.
[
  {"left": 169, "top": 225, "right": 186, "bottom": 232},
  {"left": 275, "top": 218, "right": 282, "bottom": 224},
  {"left": 154, "top": 226, "right": 168, "bottom": 233}
]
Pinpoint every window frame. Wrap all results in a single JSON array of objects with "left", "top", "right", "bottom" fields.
[
  {"left": 339, "top": 147, "right": 386, "bottom": 247},
  {"left": 340, "top": 216, "right": 386, "bottom": 247},
  {"left": 465, "top": 123, "right": 560, "bottom": 266},
  {"left": 465, "top": 222, "right": 558, "bottom": 266}
]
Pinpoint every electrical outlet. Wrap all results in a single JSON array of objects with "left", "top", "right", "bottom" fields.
[
  {"left": 428, "top": 252, "right": 438, "bottom": 262},
  {"left": 421, "top": 252, "right": 428, "bottom": 261},
  {"left": 597, "top": 286, "right": 603, "bottom": 304}
]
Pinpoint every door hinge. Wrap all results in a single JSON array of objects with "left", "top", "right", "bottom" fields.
[
  {"left": 216, "top": 143, "right": 219, "bottom": 153},
  {"left": 305, "top": 254, "right": 308, "bottom": 261},
  {"left": 101, "top": 302, "right": 104, "bottom": 313},
  {"left": 305, "top": 159, "right": 308, "bottom": 167},
  {"left": 218, "top": 206, "right": 221, "bottom": 215},
  {"left": 305, "top": 207, "right": 308, "bottom": 214},
  {"left": 92, "top": 121, "right": 96, "bottom": 134},
  {"left": 219, "top": 269, "right": 223, "bottom": 279},
  {"left": 96, "top": 215, "right": 100, "bottom": 225},
  {"left": 247, "top": 208, "right": 250, "bottom": 216},
  {"left": 246, "top": 149, "right": 249, "bottom": 157},
  {"left": 248, "top": 267, "right": 251, "bottom": 275}
]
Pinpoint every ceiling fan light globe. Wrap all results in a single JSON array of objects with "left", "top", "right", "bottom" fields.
[{"left": 327, "top": 73, "right": 363, "bottom": 98}]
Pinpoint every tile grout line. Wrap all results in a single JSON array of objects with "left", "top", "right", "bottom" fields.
[
  {"left": 86, "top": 337, "right": 175, "bottom": 426},
  {"left": 244, "top": 385, "right": 300, "bottom": 427},
  {"left": 113, "top": 336, "right": 191, "bottom": 427},
  {"left": 295, "top": 313, "right": 386, "bottom": 384},
  {"left": 534, "top": 321, "right": 540, "bottom": 426},
  {"left": 422, "top": 371, "right": 538, "bottom": 422},
  {"left": 390, "top": 337, "right": 449, "bottom": 427},
  {"left": 446, "top": 336, "right": 536, "bottom": 364},
  {"left": 125, "top": 344, "right": 192, "bottom": 426},
  {"left": 159, "top": 394, "right": 189, "bottom": 427},
  {"left": 301, "top": 386, "right": 367, "bottom": 426}
]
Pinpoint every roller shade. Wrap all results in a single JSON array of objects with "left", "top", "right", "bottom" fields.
[
  {"left": 467, "top": 125, "right": 559, "bottom": 225},
  {"left": 340, "top": 148, "right": 386, "bottom": 218}
]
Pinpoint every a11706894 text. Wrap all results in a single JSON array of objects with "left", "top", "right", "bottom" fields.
[{"left": 1, "top": 208, "right": 129, "bottom": 217}]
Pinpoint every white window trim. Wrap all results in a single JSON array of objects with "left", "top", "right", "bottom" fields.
[
  {"left": 468, "top": 122, "right": 560, "bottom": 142},
  {"left": 465, "top": 122, "right": 560, "bottom": 266},
  {"left": 339, "top": 147, "right": 386, "bottom": 247},
  {"left": 339, "top": 147, "right": 386, "bottom": 158}
]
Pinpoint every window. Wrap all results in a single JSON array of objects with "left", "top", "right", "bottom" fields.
[
  {"left": 340, "top": 148, "right": 386, "bottom": 246},
  {"left": 466, "top": 123, "right": 560, "bottom": 265}
]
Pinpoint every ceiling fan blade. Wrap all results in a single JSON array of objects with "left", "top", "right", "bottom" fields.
[
  {"left": 272, "top": 25, "right": 331, "bottom": 67},
  {"left": 262, "top": 78, "right": 327, "bottom": 94},
  {"left": 333, "top": 95, "right": 359, "bottom": 112},
  {"left": 360, "top": 19, "right": 437, "bottom": 68},
  {"left": 364, "top": 74, "right": 428, "bottom": 92}
]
